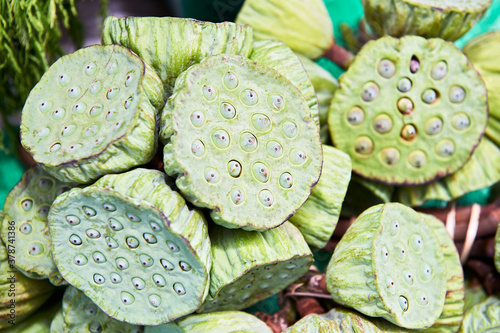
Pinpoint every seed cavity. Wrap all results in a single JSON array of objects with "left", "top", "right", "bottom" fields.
[
  {"left": 105, "top": 236, "right": 119, "bottom": 249},
  {"left": 421, "top": 264, "right": 432, "bottom": 281},
  {"left": 72, "top": 103, "right": 86, "bottom": 114},
  {"left": 202, "top": 84, "right": 216, "bottom": 101},
  {"left": 230, "top": 188, "right": 245, "bottom": 205},
  {"left": 28, "top": 243, "right": 43, "bottom": 256},
  {"left": 106, "top": 109, "right": 118, "bottom": 121},
  {"left": 259, "top": 190, "right": 274, "bottom": 207},
  {"left": 410, "top": 234, "right": 423, "bottom": 252},
  {"left": 125, "top": 73, "right": 134, "bottom": 87},
  {"left": 266, "top": 141, "right": 283, "bottom": 158},
  {"left": 397, "top": 77, "right": 412, "bottom": 93},
  {"left": 110, "top": 272, "right": 122, "bottom": 284},
  {"left": 449, "top": 86, "right": 466, "bottom": 103},
  {"left": 107, "top": 87, "right": 120, "bottom": 99},
  {"left": 378, "top": 59, "right": 396, "bottom": 78},
  {"left": 398, "top": 97, "right": 414, "bottom": 114},
  {"left": 380, "top": 148, "right": 399, "bottom": 166},
  {"left": 417, "top": 291, "right": 429, "bottom": 306},
  {"left": 212, "top": 130, "right": 230, "bottom": 149},
  {"left": 191, "top": 139, "right": 205, "bottom": 157},
  {"left": 89, "top": 81, "right": 102, "bottom": 94},
  {"left": 354, "top": 136, "right": 373, "bottom": 155},
  {"left": 173, "top": 283, "right": 186, "bottom": 295},
  {"left": 361, "top": 82, "right": 379, "bottom": 102},
  {"left": 167, "top": 241, "right": 180, "bottom": 252},
  {"left": 93, "top": 273, "right": 105, "bottom": 284},
  {"left": 425, "top": 117, "right": 443, "bottom": 135},
  {"left": 401, "top": 124, "right": 417, "bottom": 141},
  {"left": 220, "top": 102, "right": 236, "bottom": 119},
  {"left": 88, "top": 321, "right": 102, "bottom": 333},
  {"left": 251, "top": 114, "right": 271, "bottom": 132},
  {"left": 89, "top": 105, "right": 104, "bottom": 117},
  {"left": 241, "top": 89, "right": 258, "bottom": 106},
  {"left": 69, "top": 234, "right": 82, "bottom": 245},
  {"left": 153, "top": 274, "right": 166, "bottom": 287},
  {"left": 132, "top": 277, "right": 146, "bottom": 290},
  {"left": 121, "top": 292, "right": 135, "bottom": 305},
  {"left": 290, "top": 149, "right": 307, "bottom": 165},
  {"left": 409, "top": 150, "right": 427, "bottom": 168},
  {"left": 431, "top": 61, "right": 448, "bottom": 80},
  {"left": 252, "top": 162, "right": 270, "bottom": 183},
  {"left": 190, "top": 111, "right": 205, "bottom": 127},
  {"left": 67, "top": 86, "right": 81, "bottom": 99},
  {"left": 381, "top": 246, "right": 389, "bottom": 263},
  {"left": 228, "top": 160, "right": 242, "bottom": 177},
  {"left": 82, "top": 206, "right": 96, "bottom": 217},
  {"left": 395, "top": 243, "right": 407, "bottom": 261},
  {"left": 403, "top": 271, "right": 414, "bottom": 285},
  {"left": 126, "top": 212, "right": 141, "bottom": 222},
  {"left": 126, "top": 236, "right": 139, "bottom": 249},
  {"left": 84, "top": 304, "right": 97, "bottom": 317},
  {"left": 116, "top": 257, "right": 129, "bottom": 270},
  {"left": 84, "top": 62, "right": 96, "bottom": 76},
  {"left": 39, "top": 101, "right": 52, "bottom": 113},
  {"left": 204, "top": 167, "right": 220, "bottom": 183},
  {"left": 399, "top": 296, "right": 409, "bottom": 312},
  {"left": 103, "top": 203, "right": 116, "bottom": 211},
  {"left": 436, "top": 139, "right": 455, "bottom": 158},
  {"left": 410, "top": 56, "right": 420, "bottom": 73},
  {"left": 20, "top": 223, "right": 32, "bottom": 234},
  {"left": 124, "top": 97, "right": 133, "bottom": 109},
  {"left": 149, "top": 295, "right": 161, "bottom": 307},
  {"left": 422, "top": 89, "right": 438, "bottom": 104},
  {"left": 161, "top": 259, "right": 175, "bottom": 271},
  {"left": 62, "top": 125, "right": 76, "bottom": 137},
  {"left": 239, "top": 132, "right": 258, "bottom": 152},
  {"left": 143, "top": 233, "right": 157, "bottom": 244},
  {"left": 92, "top": 251, "right": 106, "bottom": 263},
  {"left": 67, "top": 144, "right": 82, "bottom": 153},
  {"left": 56, "top": 186, "right": 70, "bottom": 196},
  {"left": 107, "top": 60, "right": 118, "bottom": 74},
  {"left": 282, "top": 121, "right": 298, "bottom": 138},
  {"left": 74, "top": 254, "right": 88, "bottom": 266},
  {"left": 223, "top": 72, "right": 239, "bottom": 90},
  {"left": 391, "top": 220, "right": 400, "bottom": 236},
  {"left": 108, "top": 218, "right": 123, "bottom": 231},
  {"left": 373, "top": 114, "right": 392, "bottom": 133},
  {"left": 21, "top": 199, "right": 33, "bottom": 211},
  {"left": 36, "top": 128, "right": 50, "bottom": 137},
  {"left": 49, "top": 143, "right": 61, "bottom": 153},
  {"left": 52, "top": 108, "right": 65, "bottom": 120},
  {"left": 269, "top": 94, "right": 284, "bottom": 111},
  {"left": 58, "top": 74, "right": 70, "bottom": 86},
  {"left": 279, "top": 172, "right": 293, "bottom": 189},
  {"left": 225, "top": 296, "right": 234, "bottom": 302},
  {"left": 386, "top": 276, "right": 395, "bottom": 294},
  {"left": 179, "top": 261, "right": 192, "bottom": 271},
  {"left": 150, "top": 222, "right": 162, "bottom": 232},
  {"left": 452, "top": 112, "right": 471, "bottom": 130},
  {"left": 86, "top": 229, "right": 101, "bottom": 239}
]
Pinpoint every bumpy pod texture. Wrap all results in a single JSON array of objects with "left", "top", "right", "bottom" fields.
[
  {"left": 362, "top": 0, "right": 492, "bottom": 41},
  {"left": 198, "top": 222, "right": 313, "bottom": 313},
  {"left": 1, "top": 166, "right": 74, "bottom": 285},
  {"left": 161, "top": 54, "right": 322, "bottom": 230},
  {"left": 236, "top": 0, "right": 333, "bottom": 59},
  {"left": 328, "top": 36, "right": 488, "bottom": 186},
  {"left": 459, "top": 296, "right": 500, "bottom": 332},
  {"left": 145, "top": 311, "right": 272, "bottom": 333},
  {"left": 48, "top": 169, "right": 212, "bottom": 325},
  {"left": 20, "top": 45, "right": 164, "bottom": 184},
  {"left": 326, "top": 203, "right": 447, "bottom": 329},
  {"left": 101, "top": 16, "right": 253, "bottom": 97}
]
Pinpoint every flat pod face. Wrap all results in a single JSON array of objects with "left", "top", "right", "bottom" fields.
[
  {"left": 21, "top": 45, "right": 147, "bottom": 168},
  {"left": 373, "top": 203, "right": 447, "bottom": 328},
  {"left": 164, "top": 54, "right": 322, "bottom": 230},
  {"left": 328, "top": 36, "right": 488, "bottom": 185},
  {"left": 49, "top": 188, "right": 208, "bottom": 325}
]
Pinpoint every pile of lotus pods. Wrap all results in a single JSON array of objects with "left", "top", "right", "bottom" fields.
[{"left": 1, "top": 0, "right": 500, "bottom": 332}]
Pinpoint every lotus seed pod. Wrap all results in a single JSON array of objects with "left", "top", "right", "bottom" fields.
[
  {"left": 362, "top": 0, "right": 492, "bottom": 42},
  {"left": 1, "top": 166, "right": 74, "bottom": 284},
  {"left": 101, "top": 16, "right": 253, "bottom": 97},
  {"left": 283, "top": 308, "right": 382, "bottom": 333},
  {"left": 20, "top": 44, "right": 163, "bottom": 184},
  {"left": 48, "top": 169, "right": 212, "bottom": 325},
  {"left": 396, "top": 137, "right": 500, "bottom": 206},
  {"left": 236, "top": 0, "right": 333, "bottom": 60},
  {"left": 61, "top": 286, "right": 143, "bottom": 332},
  {"left": 326, "top": 203, "right": 447, "bottom": 329},
  {"left": 145, "top": 311, "right": 272, "bottom": 333},
  {"left": 3, "top": 297, "right": 61, "bottom": 333},
  {"left": 464, "top": 280, "right": 488, "bottom": 312},
  {"left": 161, "top": 54, "right": 322, "bottom": 230},
  {"left": 250, "top": 40, "right": 320, "bottom": 128},
  {"left": 328, "top": 36, "right": 488, "bottom": 185},
  {"left": 0, "top": 239, "right": 55, "bottom": 329},
  {"left": 459, "top": 296, "right": 500, "bottom": 332},
  {"left": 50, "top": 309, "right": 64, "bottom": 333},
  {"left": 288, "top": 145, "right": 352, "bottom": 249},
  {"left": 198, "top": 222, "right": 313, "bottom": 313}
]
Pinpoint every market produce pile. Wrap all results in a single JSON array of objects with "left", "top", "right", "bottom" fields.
[{"left": 1, "top": 0, "right": 500, "bottom": 332}]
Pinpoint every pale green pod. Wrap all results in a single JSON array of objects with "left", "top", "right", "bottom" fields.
[
  {"left": 101, "top": 16, "right": 253, "bottom": 96},
  {"left": 396, "top": 137, "right": 500, "bottom": 206},
  {"left": 328, "top": 35, "right": 488, "bottom": 185},
  {"left": 145, "top": 311, "right": 272, "bottom": 333},
  {"left": 48, "top": 169, "right": 212, "bottom": 325},
  {"left": 1, "top": 166, "right": 74, "bottom": 284},
  {"left": 326, "top": 203, "right": 447, "bottom": 329},
  {"left": 235, "top": 0, "right": 333, "bottom": 59},
  {"left": 362, "top": 0, "right": 492, "bottom": 41},
  {"left": 459, "top": 296, "right": 500, "bottom": 332},
  {"left": 50, "top": 309, "right": 64, "bottom": 333},
  {"left": 283, "top": 308, "right": 382, "bottom": 333},
  {"left": 288, "top": 145, "right": 351, "bottom": 249},
  {"left": 161, "top": 54, "right": 322, "bottom": 230},
  {"left": 250, "top": 40, "right": 320, "bottom": 128},
  {"left": 20, "top": 45, "right": 163, "bottom": 184},
  {"left": 198, "top": 222, "right": 313, "bottom": 313}
]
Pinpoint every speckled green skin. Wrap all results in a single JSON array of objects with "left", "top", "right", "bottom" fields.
[
  {"left": 101, "top": 16, "right": 253, "bottom": 97},
  {"left": 283, "top": 308, "right": 382, "bottom": 333},
  {"left": 161, "top": 54, "right": 322, "bottom": 231},
  {"left": 145, "top": 311, "right": 272, "bottom": 333},
  {"left": 21, "top": 45, "right": 163, "bottom": 184},
  {"left": 250, "top": 40, "right": 320, "bottom": 128},
  {"left": 288, "top": 145, "right": 351, "bottom": 249},
  {"left": 459, "top": 296, "right": 500, "bottom": 332},
  {"left": 48, "top": 169, "right": 212, "bottom": 325},
  {"left": 362, "top": 0, "right": 492, "bottom": 41},
  {"left": 0, "top": 238, "right": 54, "bottom": 329},
  {"left": 198, "top": 222, "right": 313, "bottom": 313},
  {"left": 326, "top": 203, "right": 447, "bottom": 329},
  {"left": 328, "top": 36, "right": 488, "bottom": 186},
  {"left": 495, "top": 221, "right": 500, "bottom": 274},
  {"left": 235, "top": 0, "right": 333, "bottom": 59},
  {"left": 1, "top": 166, "right": 74, "bottom": 285}
]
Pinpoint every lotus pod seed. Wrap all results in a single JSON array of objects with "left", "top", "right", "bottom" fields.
[
  {"left": 70, "top": 234, "right": 82, "bottom": 245},
  {"left": 282, "top": 121, "right": 298, "bottom": 138},
  {"left": 212, "top": 130, "right": 230, "bottom": 149},
  {"left": 106, "top": 86, "right": 120, "bottom": 100},
  {"left": 108, "top": 218, "right": 123, "bottom": 230},
  {"left": 436, "top": 140, "right": 455, "bottom": 157},
  {"left": 28, "top": 243, "right": 44, "bottom": 256},
  {"left": 399, "top": 296, "right": 409, "bottom": 311},
  {"left": 93, "top": 274, "right": 105, "bottom": 284},
  {"left": 398, "top": 97, "right": 414, "bottom": 114},
  {"left": 92, "top": 252, "right": 106, "bottom": 263},
  {"left": 381, "top": 246, "right": 389, "bottom": 263},
  {"left": 153, "top": 274, "right": 166, "bottom": 287},
  {"left": 36, "top": 128, "right": 50, "bottom": 137},
  {"left": 105, "top": 236, "right": 119, "bottom": 249},
  {"left": 180, "top": 261, "right": 192, "bottom": 271},
  {"left": 109, "top": 272, "right": 122, "bottom": 284},
  {"left": 86, "top": 229, "right": 101, "bottom": 239},
  {"left": 174, "top": 283, "right": 186, "bottom": 295},
  {"left": 88, "top": 322, "right": 103, "bottom": 333},
  {"left": 425, "top": 117, "right": 443, "bottom": 135},
  {"left": 403, "top": 271, "right": 414, "bottom": 285},
  {"left": 431, "top": 61, "right": 448, "bottom": 80},
  {"left": 67, "top": 144, "right": 82, "bottom": 153},
  {"left": 373, "top": 114, "right": 392, "bottom": 133},
  {"left": 85, "top": 62, "right": 97, "bottom": 76},
  {"left": 126, "top": 236, "right": 139, "bottom": 248},
  {"left": 116, "top": 257, "right": 129, "bottom": 270},
  {"left": 220, "top": 102, "right": 236, "bottom": 119},
  {"left": 269, "top": 94, "right": 284, "bottom": 111},
  {"left": 131, "top": 277, "right": 146, "bottom": 290},
  {"left": 410, "top": 57, "right": 420, "bottom": 73},
  {"left": 449, "top": 86, "right": 466, "bottom": 103},
  {"left": 21, "top": 199, "right": 33, "bottom": 211},
  {"left": 89, "top": 81, "right": 102, "bottom": 94},
  {"left": 239, "top": 132, "right": 258, "bottom": 152},
  {"left": 224, "top": 72, "right": 239, "bottom": 90},
  {"left": 149, "top": 295, "right": 161, "bottom": 308},
  {"left": 190, "top": 111, "right": 205, "bottom": 127},
  {"left": 362, "top": 82, "right": 379, "bottom": 102},
  {"left": 354, "top": 136, "right": 374, "bottom": 155},
  {"left": 105, "top": 108, "right": 118, "bottom": 121},
  {"left": 408, "top": 150, "right": 427, "bottom": 168},
  {"left": 421, "top": 264, "right": 432, "bottom": 281},
  {"left": 139, "top": 254, "right": 154, "bottom": 267},
  {"left": 89, "top": 104, "right": 104, "bottom": 118},
  {"left": 259, "top": 190, "right": 274, "bottom": 207},
  {"left": 121, "top": 292, "right": 135, "bottom": 305},
  {"left": 74, "top": 254, "right": 88, "bottom": 266},
  {"left": 380, "top": 147, "right": 400, "bottom": 166},
  {"left": 279, "top": 173, "right": 293, "bottom": 189},
  {"left": 422, "top": 89, "right": 438, "bottom": 104},
  {"left": 397, "top": 77, "right": 412, "bottom": 92},
  {"left": 204, "top": 168, "right": 220, "bottom": 183},
  {"left": 52, "top": 108, "right": 65, "bottom": 120},
  {"left": 252, "top": 114, "right": 271, "bottom": 132},
  {"left": 39, "top": 101, "right": 52, "bottom": 113},
  {"left": 143, "top": 233, "right": 157, "bottom": 244},
  {"left": 167, "top": 241, "right": 180, "bottom": 252},
  {"left": 401, "top": 124, "right": 417, "bottom": 141},
  {"left": 241, "top": 89, "right": 258, "bottom": 106},
  {"left": 191, "top": 140, "right": 205, "bottom": 157},
  {"left": 451, "top": 113, "right": 471, "bottom": 130},
  {"left": 61, "top": 125, "right": 76, "bottom": 137},
  {"left": 106, "top": 60, "right": 118, "bottom": 74},
  {"left": 103, "top": 203, "right": 116, "bottom": 211},
  {"left": 266, "top": 141, "right": 283, "bottom": 158},
  {"left": 83, "top": 206, "right": 96, "bottom": 217},
  {"left": 230, "top": 188, "right": 245, "bottom": 205},
  {"left": 85, "top": 304, "right": 98, "bottom": 316},
  {"left": 391, "top": 219, "right": 400, "bottom": 236},
  {"left": 19, "top": 222, "right": 33, "bottom": 234},
  {"left": 378, "top": 59, "right": 396, "bottom": 78},
  {"left": 252, "top": 163, "right": 270, "bottom": 183},
  {"left": 202, "top": 85, "right": 216, "bottom": 101},
  {"left": 289, "top": 149, "right": 307, "bottom": 165},
  {"left": 161, "top": 259, "right": 175, "bottom": 271},
  {"left": 228, "top": 161, "right": 242, "bottom": 177},
  {"left": 346, "top": 107, "right": 365, "bottom": 126},
  {"left": 126, "top": 212, "right": 141, "bottom": 222},
  {"left": 386, "top": 276, "right": 396, "bottom": 294},
  {"left": 149, "top": 222, "right": 161, "bottom": 232}
]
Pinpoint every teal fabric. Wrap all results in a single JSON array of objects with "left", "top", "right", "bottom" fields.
[{"left": 455, "top": 0, "right": 500, "bottom": 49}]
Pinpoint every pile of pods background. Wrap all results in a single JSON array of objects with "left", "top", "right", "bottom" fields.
[{"left": 2, "top": 0, "right": 500, "bottom": 332}]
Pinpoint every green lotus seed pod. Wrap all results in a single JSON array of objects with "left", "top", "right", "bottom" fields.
[
  {"left": 61, "top": 286, "right": 143, "bottom": 332},
  {"left": 362, "top": 0, "right": 492, "bottom": 42},
  {"left": 161, "top": 54, "right": 322, "bottom": 230},
  {"left": 50, "top": 309, "right": 64, "bottom": 333},
  {"left": 145, "top": 311, "right": 272, "bottom": 333},
  {"left": 101, "top": 16, "right": 253, "bottom": 97},
  {"left": 48, "top": 169, "right": 212, "bottom": 325},
  {"left": 198, "top": 222, "right": 313, "bottom": 313},
  {"left": 464, "top": 280, "right": 488, "bottom": 312},
  {"left": 328, "top": 35, "right": 488, "bottom": 185},
  {"left": 283, "top": 308, "right": 382, "bottom": 333},
  {"left": 1, "top": 166, "right": 74, "bottom": 285},
  {"left": 3, "top": 297, "right": 61, "bottom": 333},
  {"left": 396, "top": 137, "right": 500, "bottom": 206},
  {"left": 288, "top": 145, "right": 351, "bottom": 249},
  {"left": 326, "top": 203, "right": 447, "bottom": 329},
  {"left": 0, "top": 239, "right": 54, "bottom": 329},
  {"left": 495, "top": 221, "right": 500, "bottom": 274},
  {"left": 20, "top": 45, "right": 163, "bottom": 184},
  {"left": 250, "top": 40, "right": 320, "bottom": 128},
  {"left": 459, "top": 296, "right": 500, "bottom": 332},
  {"left": 236, "top": 0, "right": 333, "bottom": 60}
]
